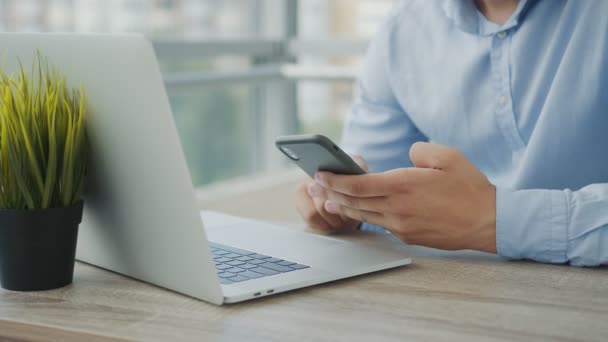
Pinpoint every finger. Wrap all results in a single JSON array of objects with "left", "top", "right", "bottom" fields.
[
  {"left": 409, "top": 142, "right": 462, "bottom": 170},
  {"left": 299, "top": 201, "right": 333, "bottom": 231},
  {"left": 315, "top": 171, "right": 397, "bottom": 197},
  {"left": 308, "top": 214, "right": 333, "bottom": 231},
  {"left": 351, "top": 154, "right": 369, "bottom": 172},
  {"left": 307, "top": 181, "right": 327, "bottom": 198},
  {"left": 325, "top": 189, "right": 387, "bottom": 213},
  {"left": 324, "top": 201, "right": 386, "bottom": 227},
  {"left": 296, "top": 183, "right": 333, "bottom": 230},
  {"left": 313, "top": 196, "right": 344, "bottom": 228},
  {"left": 305, "top": 181, "right": 353, "bottom": 230}
]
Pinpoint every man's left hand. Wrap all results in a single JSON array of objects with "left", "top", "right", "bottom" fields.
[{"left": 310, "top": 142, "right": 497, "bottom": 252}]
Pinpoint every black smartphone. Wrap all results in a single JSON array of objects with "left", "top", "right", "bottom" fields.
[{"left": 275, "top": 134, "right": 366, "bottom": 178}]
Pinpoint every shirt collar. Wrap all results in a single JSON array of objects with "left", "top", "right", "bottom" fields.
[{"left": 442, "top": 0, "right": 533, "bottom": 36}]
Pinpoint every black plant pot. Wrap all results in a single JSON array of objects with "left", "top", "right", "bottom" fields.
[{"left": 0, "top": 201, "right": 84, "bottom": 291}]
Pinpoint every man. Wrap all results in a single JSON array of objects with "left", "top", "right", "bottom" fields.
[{"left": 295, "top": 0, "right": 608, "bottom": 266}]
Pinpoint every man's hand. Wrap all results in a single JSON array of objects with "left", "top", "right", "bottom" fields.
[
  {"left": 310, "top": 142, "right": 497, "bottom": 252},
  {"left": 295, "top": 155, "right": 368, "bottom": 232}
]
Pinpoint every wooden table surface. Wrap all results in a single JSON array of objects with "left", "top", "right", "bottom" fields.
[
  {"left": 1, "top": 170, "right": 607, "bottom": 342},
  {"left": 1, "top": 226, "right": 607, "bottom": 342}
]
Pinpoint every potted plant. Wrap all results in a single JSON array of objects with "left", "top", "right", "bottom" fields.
[{"left": 0, "top": 53, "right": 87, "bottom": 291}]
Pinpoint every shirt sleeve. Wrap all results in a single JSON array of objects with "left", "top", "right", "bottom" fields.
[
  {"left": 340, "top": 11, "right": 427, "bottom": 172},
  {"left": 340, "top": 9, "right": 427, "bottom": 233},
  {"left": 496, "top": 183, "right": 608, "bottom": 266}
]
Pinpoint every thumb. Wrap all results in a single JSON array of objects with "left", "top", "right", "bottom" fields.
[
  {"left": 409, "top": 142, "right": 463, "bottom": 170},
  {"left": 351, "top": 154, "right": 369, "bottom": 172}
]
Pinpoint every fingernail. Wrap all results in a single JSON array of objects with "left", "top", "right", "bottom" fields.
[
  {"left": 325, "top": 201, "right": 339, "bottom": 214},
  {"left": 315, "top": 172, "right": 328, "bottom": 187},
  {"left": 308, "top": 183, "right": 322, "bottom": 197}
]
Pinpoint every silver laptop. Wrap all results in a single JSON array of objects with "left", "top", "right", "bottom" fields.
[{"left": 0, "top": 33, "right": 411, "bottom": 304}]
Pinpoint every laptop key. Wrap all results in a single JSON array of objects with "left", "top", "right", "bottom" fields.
[
  {"left": 216, "top": 264, "right": 232, "bottom": 270},
  {"left": 236, "top": 256, "right": 254, "bottom": 262},
  {"left": 276, "top": 260, "right": 296, "bottom": 266},
  {"left": 226, "top": 267, "right": 245, "bottom": 273},
  {"left": 226, "top": 260, "right": 245, "bottom": 266},
  {"left": 212, "top": 250, "right": 229, "bottom": 256},
  {"left": 250, "top": 253, "right": 271, "bottom": 259},
  {"left": 291, "top": 264, "right": 310, "bottom": 270},
  {"left": 277, "top": 261, "right": 296, "bottom": 266},
  {"left": 264, "top": 257, "right": 284, "bottom": 263},
  {"left": 240, "top": 263, "right": 258, "bottom": 269},
  {"left": 240, "top": 271, "right": 264, "bottom": 279},
  {"left": 250, "top": 267, "right": 279, "bottom": 276},
  {"left": 220, "top": 278, "right": 234, "bottom": 284},
  {"left": 248, "top": 259, "right": 265, "bottom": 265},
  {"left": 215, "top": 257, "right": 232, "bottom": 263},
  {"left": 218, "top": 272, "right": 237, "bottom": 278},
  {"left": 230, "top": 275, "right": 249, "bottom": 282},
  {"left": 259, "top": 262, "right": 294, "bottom": 273},
  {"left": 223, "top": 253, "right": 241, "bottom": 259}
]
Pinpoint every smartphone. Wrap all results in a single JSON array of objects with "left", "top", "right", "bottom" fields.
[{"left": 275, "top": 134, "right": 366, "bottom": 178}]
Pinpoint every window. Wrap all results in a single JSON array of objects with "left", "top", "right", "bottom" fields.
[
  {"left": 296, "top": 0, "right": 395, "bottom": 142},
  {"left": 170, "top": 86, "right": 252, "bottom": 185},
  {"left": 0, "top": 0, "right": 396, "bottom": 186}
]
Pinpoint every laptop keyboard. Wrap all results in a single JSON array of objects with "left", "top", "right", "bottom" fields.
[{"left": 210, "top": 242, "right": 310, "bottom": 285}]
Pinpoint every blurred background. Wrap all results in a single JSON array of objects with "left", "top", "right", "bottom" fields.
[{"left": 0, "top": 0, "right": 396, "bottom": 187}]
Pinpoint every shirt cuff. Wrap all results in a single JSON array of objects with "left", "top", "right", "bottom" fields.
[
  {"left": 496, "top": 188, "right": 569, "bottom": 263},
  {"left": 360, "top": 222, "right": 386, "bottom": 232}
]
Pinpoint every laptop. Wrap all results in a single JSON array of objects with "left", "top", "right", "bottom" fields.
[{"left": 0, "top": 33, "right": 411, "bottom": 304}]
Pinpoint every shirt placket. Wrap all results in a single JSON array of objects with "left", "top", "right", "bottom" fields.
[{"left": 491, "top": 29, "right": 525, "bottom": 161}]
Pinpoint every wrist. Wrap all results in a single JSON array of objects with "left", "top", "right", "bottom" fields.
[
  {"left": 475, "top": 216, "right": 497, "bottom": 253},
  {"left": 472, "top": 184, "right": 497, "bottom": 253}
]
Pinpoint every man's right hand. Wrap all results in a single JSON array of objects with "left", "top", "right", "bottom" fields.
[{"left": 295, "top": 155, "right": 368, "bottom": 232}]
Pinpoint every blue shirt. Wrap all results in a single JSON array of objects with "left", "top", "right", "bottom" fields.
[{"left": 341, "top": 0, "right": 608, "bottom": 266}]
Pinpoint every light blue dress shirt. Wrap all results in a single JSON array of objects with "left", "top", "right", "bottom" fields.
[{"left": 341, "top": 0, "right": 608, "bottom": 266}]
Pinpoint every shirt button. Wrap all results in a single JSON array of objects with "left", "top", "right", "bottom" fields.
[
  {"left": 499, "top": 95, "right": 507, "bottom": 105},
  {"left": 497, "top": 31, "right": 507, "bottom": 39}
]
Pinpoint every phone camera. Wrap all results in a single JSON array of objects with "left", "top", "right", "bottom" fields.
[{"left": 280, "top": 146, "right": 300, "bottom": 161}]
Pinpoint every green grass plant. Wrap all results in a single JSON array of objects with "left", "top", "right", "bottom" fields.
[{"left": 0, "top": 52, "right": 87, "bottom": 210}]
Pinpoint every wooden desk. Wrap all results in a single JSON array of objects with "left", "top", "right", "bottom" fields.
[{"left": 1, "top": 174, "right": 607, "bottom": 341}]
